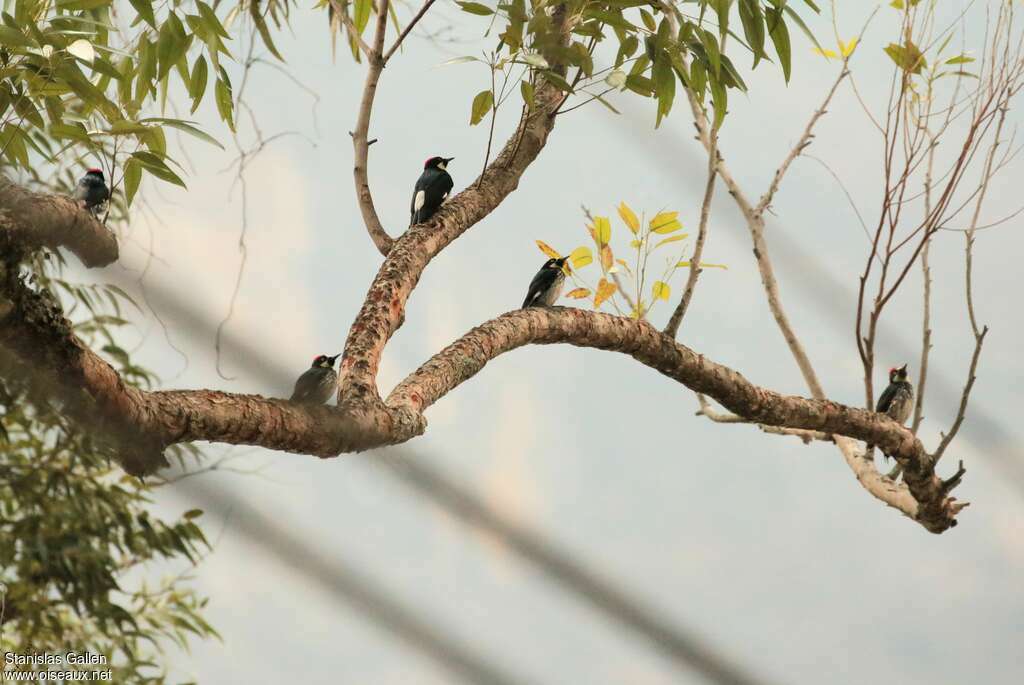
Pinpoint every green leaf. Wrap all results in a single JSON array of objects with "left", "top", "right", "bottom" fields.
[
  {"left": 653, "top": 57, "right": 675, "bottom": 127},
  {"left": 141, "top": 118, "right": 224, "bottom": 149},
  {"left": 710, "top": 75, "right": 728, "bottom": 127},
  {"left": 945, "top": 55, "right": 975, "bottom": 65},
  {"left": 0, "top": 26, "right": 33, "bottom": 48},
  {"left": 520, "top": 80, "right": 535, "bottom": 109},
  {"left": 215, "top": 70, "right": 234, "bottom": 131},
  {"left": 767, "top": 9, "right": 791, "bottom": 82},
  {"left": 884, "top": 40, "right": 926, "bottom": 74},
  {"left": 456, "top": 1, "right": 493, "bottom": 15},
  {"left": 183, "top": 509, "right": 204, "bottom": 520},
  {"left": 190, "top": 56, "right": 208, "bottom": 113},
  {"left": 56, "top": 0, "right": 109, "bottom": 10},
  {"left": 130, "top": 151, "right": 186, "bottom": 187},
  {"left": 123, "top": 158, "right": 142, "bottom": 207},
  {"left": 469, "top": 89, "right": 493, "bottom": 125},
  {"left": 354, "top": 0, "right": 372, "bottom": 34},
  {"left": 639, "top": 9, "right": 656, "bottom": 32},
  {"left": 127, "top": 0, "right": 156, "bottom": 29},
  {"left": 700, "top": 29, "right": 722, "bottom": 77},
  {"left": 197, "top": 1, "right": 230, "bottom": 39},
  {"left": 782, "top": 5, "right": 825, "bottom": 54},
  {"left": 738, "top": 0, "right": 765, "bottom": 67}
]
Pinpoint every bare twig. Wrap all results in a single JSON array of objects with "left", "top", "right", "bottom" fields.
[
  {"left": 664, "top": 121, "right": 718, "bottom": 338},
  {"left": 382, "top": 0, "right": 438, "bottom": 64},
  {"left": 695, "top": 394, "right": 832, "bottom": 445},
  {"left": 351, "top": 0, "right": 395, "bottom": 256}
]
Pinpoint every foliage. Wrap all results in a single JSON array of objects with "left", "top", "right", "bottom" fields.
[
  {"left": 0, "top": 0, "right": 293, "bottom": 204},
  {"left": 340, "top": 0, "right": 821, "bottom": 128},
  {"left": 1, "top": 217, "right": 214, "bottom": 681},
  {"left": 537, "top": 201, "right": 726, "bottom": 320}
]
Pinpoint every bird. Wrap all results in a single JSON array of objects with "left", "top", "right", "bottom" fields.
[
  {"left": 410, "top": 156, "right": 454, "bottom": 225},
  {"left": 868, "top": 363, "right": 914, "bottom": 459},
  {"left": 73, "top": 168, "right": 110, "bottom": 215},
  {"left": 522, "top": 256, "right": 569, "bottom": 308},
  {"left": 290, "top": 354, "right": 340, "bottom": 405}
]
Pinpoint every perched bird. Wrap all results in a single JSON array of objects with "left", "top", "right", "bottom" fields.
[
  {"left": 410, "top": 156, "right": 454, "bottom": 225},
  {"left": 74, "top": 168, "right": 110, "bottom": 215},
  {"left": 290, "top": 354, "right": 340, "bottom": 405},
  {"left": 868, "top": 363, "right": 914, "bottom": 458},
  {"left": 522, "top": 256, "right": 569, "bottom": 308}
]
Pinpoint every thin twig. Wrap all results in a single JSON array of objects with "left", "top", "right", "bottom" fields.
[
  {"left": 351, "top": 0, "right": 394, "bottom": 256},
  {"left": 382, "top": 0, "right": 438, "bottom": 64}
]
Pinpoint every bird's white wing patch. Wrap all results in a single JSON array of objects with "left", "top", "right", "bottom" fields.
[
  {"left": 414, "top": 190, "right": 425, "bottom": 211},
  {"left": 442, "top": 192, "right": 448, "bottom": 201}
]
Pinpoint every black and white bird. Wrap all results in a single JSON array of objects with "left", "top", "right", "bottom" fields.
[
  {"left": 74, "top": 168, "right": 110, "bottom": 215},
  {"left": 410, "top": 156, "right": 454, "bottom": 225},
  {"left": 868, "top": 363, "right": 914, "bottom": 458},
  {"left": 290, "top": 354, "right": 340, "bottom": 405},
  {"left": 522, "top": 256, "right": 569, "bottom": 308}
]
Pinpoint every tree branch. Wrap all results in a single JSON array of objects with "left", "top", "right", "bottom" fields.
[
  {"left": 0, "top": 176, "right": 118, "bottom": 268},
  {"left": 351, "top": 0, "right": 394, "bottom": 257},
  {"left": 382, "top": 0, "right": 437, "bottom": 65},
  {"left": 693, "top": 394, "right": 832, "bottom": 445},
  {"left": 664, "top": 122, "right": 718, "bottom": 338},
  {"left": 337, "top": 5, "right": 571, "bottom": 407},
  {"left": 388, "top": 307, "right": 966, "bottom": 533}
]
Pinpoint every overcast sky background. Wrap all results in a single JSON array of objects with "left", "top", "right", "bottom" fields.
[{"left": 71, "top": 1, "right": 1024, "bottom": 683}]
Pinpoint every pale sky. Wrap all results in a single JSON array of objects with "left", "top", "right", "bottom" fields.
[{"left": 75, "top": 2, "right": 1024, "bottom": 683}]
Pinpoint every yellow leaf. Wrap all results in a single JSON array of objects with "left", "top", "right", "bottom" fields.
[
  {"left": 655, "top": 233, "right": 689, "bottom": 248},
  {"left": 630, "top": 239, "right": 642, "bottom": 248},
  {"left": 600, "top": 244, "right": 613, "bottom": 271},
  {"left": 594, "top": 277, "right": 617, "bottom": 309},
  {"left": 535, "top": 239, "right": 561, "bottom": 259},
  {"left": 840, "top": 39, "right": 858, "bottom": 57},
  {"left": 569, "top": 246, "right": 592, "bottom": 269},
  {"left": 652, "top": 281, "right": 670, "bottom": 301},
  {"left": 593, "top": 216, "right": 611, "bottom": 245},
  {"left": 677, "top": 260, "right": 729, "bottom": 270},
  {"left": 566, "top": 287, "right": 591, "bottom": 299},
  {"left": 649, "top": 211, "right": 682, "bottom": 234},
  {"left": 813, "top": 47, "right": 838, "bottom": 59},
  {"left": 617, "top": 201, "right": 640, "bottom": 234},
  {"left": 615, "top": 258, "right": 632, "bottom": 274}
]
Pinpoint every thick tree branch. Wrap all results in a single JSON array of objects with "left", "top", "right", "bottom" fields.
[
  {"left": 351, "top": 0, "right": 394, "bottom": 256},
  {"left": 338, "top": 6, "right": 570, "bottom": 408},
  {"left": 0, "top": 176, "right": 118, "bottom": 268},
  {"left": 388, "top": 307, "right": 966, "bottom": 533}
]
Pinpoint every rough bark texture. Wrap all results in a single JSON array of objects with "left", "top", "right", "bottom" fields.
[
  {"left": 387, "top": 307, "right": 963, "bottom": 533},
  {"left": 1, "top": 176, "right": 118, "bottom": 268},
  {"left": 338, "top": 43, "right": 568, "bottom": 409}
]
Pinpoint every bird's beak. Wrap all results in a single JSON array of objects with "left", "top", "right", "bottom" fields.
[
  {"left": 445, "top": 157, "right": 455, "bottom": 163},
  {"left": 899, "top": 364, "right": 908, "bottom": 373}
]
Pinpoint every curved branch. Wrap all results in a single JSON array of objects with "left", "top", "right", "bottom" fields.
[
  {"left": 388, "top": 307, "right": 966, "bottom": 533},
  {"left": 1, "top": 176, "right": 118, "bottom": 268}
]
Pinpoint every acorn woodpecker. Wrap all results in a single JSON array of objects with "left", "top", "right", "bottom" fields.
[
  {"left": 410, "top": 156, "right": 454, "bottom": 225},
  {"left": 74, "top": 168, "right": 110, "bottom": 215},
  {"left": 290, "top": 354, "right": 340, "bottom": 405},
  {"left": 522, "top": 256, "right": 569, "bottom": 308},
  {"left": 868, "top": 363, "right": 914, "bottom": 459}
]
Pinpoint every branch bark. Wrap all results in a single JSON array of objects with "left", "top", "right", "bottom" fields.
[
  {"left": 388, "top": 307, "right": 965, "bottom": 533},
  {"left": 351, "top": 0, "right": 394, "bottom": 256},
  {"left": 0, "top": 176, "right": 118, "bottom": 268}
]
